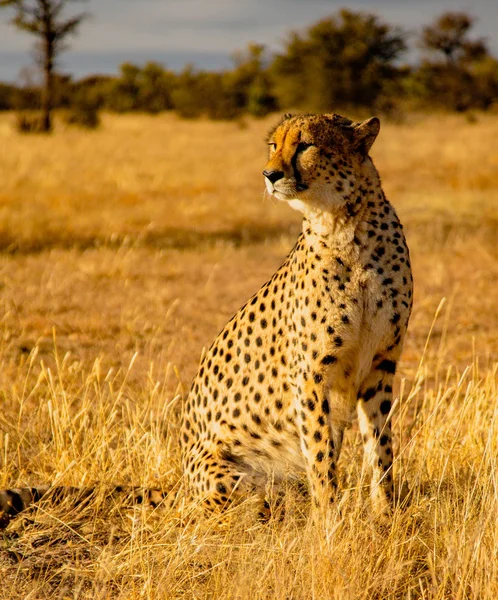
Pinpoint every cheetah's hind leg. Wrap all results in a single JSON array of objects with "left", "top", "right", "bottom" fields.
[{"left": 184, "top": 446, "right": 281, "bottom": 520}]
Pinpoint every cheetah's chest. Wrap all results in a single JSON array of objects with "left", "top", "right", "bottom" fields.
[{"left": 287, "top": 249, "right": 397, "bottom": 386}]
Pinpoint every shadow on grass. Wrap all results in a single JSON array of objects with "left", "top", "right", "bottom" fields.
[
  {"left": 1, "top": 217, "right": 497, "bottom": 255},
  {"left": 0, "top": 224, "right": 301, "bottom": 255}
]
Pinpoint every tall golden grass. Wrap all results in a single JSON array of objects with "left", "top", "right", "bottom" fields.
[{"left": 0, "top": 111, "right": 497, "bottom": 598}]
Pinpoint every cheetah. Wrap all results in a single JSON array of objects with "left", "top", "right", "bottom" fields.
[
  {"left": 0, "top": 113, "right": 412, "bottom": 527},
  {"left": 181, "top": 113, "right": 413, "bottom": 517}
]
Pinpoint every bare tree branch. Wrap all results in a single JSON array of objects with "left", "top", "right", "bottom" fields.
[{"left": 0, "top": 0, "right": 89, "bottom": 132}]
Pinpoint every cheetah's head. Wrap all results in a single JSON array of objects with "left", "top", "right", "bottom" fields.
[{"left": 263, "top": 113, "right": 380, "bottom": 214}]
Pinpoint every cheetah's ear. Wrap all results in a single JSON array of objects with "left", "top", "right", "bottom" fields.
[{"left": 353, "top": 117, "right": 380, "bottom": 154}]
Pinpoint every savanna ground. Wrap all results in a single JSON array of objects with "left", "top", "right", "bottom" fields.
[{"left": 0, "top": 110, "right": 497, "bottom": 599}]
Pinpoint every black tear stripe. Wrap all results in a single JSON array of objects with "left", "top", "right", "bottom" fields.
[
  {"left": 291, "top": 146, "right": 302, "bottom": 186},
  {"left": 376, "top": 359, "right": 397, "bottom": 374},
  {"left": 291, "top": 135, "right": 309, "bottom": 192}
]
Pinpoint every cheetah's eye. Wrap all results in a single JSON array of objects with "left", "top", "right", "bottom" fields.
[
  {"left": 296, "top": 142, "right": 314, "bottom": 153},
  {"left": 268, "top": 142, "right": 277, "bottom": 151}
]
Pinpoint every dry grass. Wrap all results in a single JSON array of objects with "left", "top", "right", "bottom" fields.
[{"left": 0, "top": 111, "right": 497, "bottom": 599}]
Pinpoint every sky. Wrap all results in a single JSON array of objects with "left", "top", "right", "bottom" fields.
[{"left": 0, "top": 0, "right": 497, "bottom": 83}]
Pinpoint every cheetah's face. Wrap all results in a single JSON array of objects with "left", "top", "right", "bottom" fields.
[{"left": 263, "top": 113, "right": 380, "bottom": 213}]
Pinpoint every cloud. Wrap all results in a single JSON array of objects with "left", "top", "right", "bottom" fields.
[
  {"left": 80, "top": 0, "right": 498, "bottom": 54},
  {"left": 0, "top": 0, "right": 496, "bottom": 80}
]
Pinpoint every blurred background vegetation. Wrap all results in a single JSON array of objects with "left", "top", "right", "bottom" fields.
[{"left": 1, "top": 7, "right": 498, "bottom": 128}]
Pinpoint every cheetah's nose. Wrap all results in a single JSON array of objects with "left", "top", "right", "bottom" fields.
[{"left": 263, "top": 170, "right": 284, "bottom": 184}]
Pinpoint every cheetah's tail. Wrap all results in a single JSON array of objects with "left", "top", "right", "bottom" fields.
[{"left": 0, "top": 483, "right": 178, "bottom": 529}]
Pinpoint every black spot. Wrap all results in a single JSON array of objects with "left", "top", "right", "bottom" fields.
[
  {"left": 377, "top": 359, "right": 397, "bottom": 374},
  {"left": 380, "top": 400, "right": 392, "bottom": 415},
  {"left": 321, "top": 355, "right": 336, "bottom": 365},
  {"left": 216, "top": 483, "right": 227, "bottom": 494},
  {"left": 363, "top": 387, "right": 377, "bottom": 402}
]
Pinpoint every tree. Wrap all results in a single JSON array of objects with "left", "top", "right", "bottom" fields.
[
  {"left": 105, "top": 62, "right": 175, "bottom": 114},
  {"left": 0, "top": 0, "right": 89, "bottom": 132},
  {"left": 415, "top": 11, "right": 496, "bottom": 111},
  {"left": 170, "top": 66, "right": 239, "bottom": 120},
  {"left": 106, "top": 62, "right": 142, "bottom": 112},
  {"left": 270, "top": 9, "right": 406, "bottom": 111},
  {"left": 226, "top": 44, "right": 277, "bottom": 117},
  {"left": 138, "top": 62, "right": 175, "bottom": 113},
  {"left": 420, "top": 12, "right": 486, "bottom": 66}
]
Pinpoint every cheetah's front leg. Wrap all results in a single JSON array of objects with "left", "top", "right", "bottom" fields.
[
  {"left": 357, "top": 358, "right": 397, "bottom": 515},
  {"left": 293, "top": 374, "right": 349, "bottom": 514}
]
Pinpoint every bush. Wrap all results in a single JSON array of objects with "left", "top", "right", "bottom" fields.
[
  {"left": 65, "top": 94, "right": 100, "bottom": 129},
  {"left": 15, "top": 112, "right": 45, "bottom": 133},
  {"left": 171, "top": 67, "right": 240, "bottom": 120}
]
